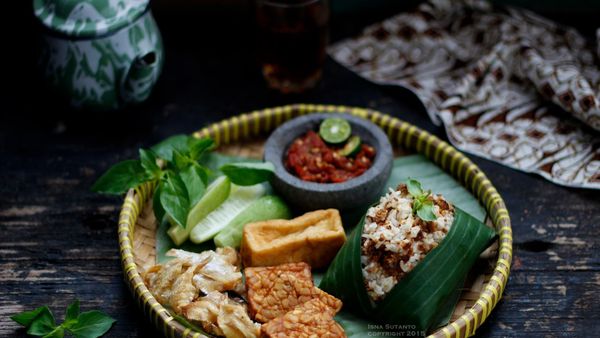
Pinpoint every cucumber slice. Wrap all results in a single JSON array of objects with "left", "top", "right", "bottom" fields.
[
  {"left": 214, "top": 195, "right": 292, "bottom": 248},
  {"left": 319, "top": 118, "right": 352, "bottom": 144},
  {"left": 168, "top": 176, "right": 231, "bottom": 246},
  {"left": 338, "top": 135, "right": 362, "bottom": 157},
  {"left": 189, "top": 184, "right": 266, "bottom": 243}
]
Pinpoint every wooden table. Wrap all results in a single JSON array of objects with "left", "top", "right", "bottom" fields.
[{"left": 1, "top": 3, "right": 599, "bottom": 337}]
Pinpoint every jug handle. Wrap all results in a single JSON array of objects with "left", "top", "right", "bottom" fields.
[{"left": 120, "top": 51, "right": 160, "bottom": 104}]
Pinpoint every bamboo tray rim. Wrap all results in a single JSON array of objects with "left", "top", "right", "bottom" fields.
[{"left": 117, "top": 104, "right": 512, "bottom": 338}]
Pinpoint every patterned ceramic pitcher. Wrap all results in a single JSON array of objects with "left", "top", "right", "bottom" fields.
[{"left": 34, "top": 0, "right": 164, "bottom": 110}]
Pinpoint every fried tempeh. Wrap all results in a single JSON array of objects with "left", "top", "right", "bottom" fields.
[
  {"left": 244, "top": 262, "right": 342, "bottom": 323},
  {"left": 261, "top": 298, "right": 346, "bottom": 338}
]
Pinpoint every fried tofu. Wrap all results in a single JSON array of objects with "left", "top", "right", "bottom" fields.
[
  {"left": 261, "top": 298, "right": 346, "bottom": 338},
  {"left": 244, "top": 262, "right": 342, "bottom": 323},
  {"left": 241, "top": 209, "right": 346, "bottom": 268}
]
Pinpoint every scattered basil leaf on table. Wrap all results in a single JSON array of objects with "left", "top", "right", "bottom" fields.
[
  {"left": 91, "top": 160, "right": 149, "bottom": 195},
  {"left": 64, "top": 300, "right": 79, "bottom": 324},
  {"left": 66, "top": 310, "right": 117, "bottom": 338},
  {"left": 11, "top": 300, "right": 115, "bottom": 338},
  {"left": 219, "top": 162, "right": 275, "bottom": 186}
]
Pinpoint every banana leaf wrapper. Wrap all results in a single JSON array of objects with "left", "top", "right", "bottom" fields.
[{"left": 319, "top": 208, "right": 497, "bottom": 332}]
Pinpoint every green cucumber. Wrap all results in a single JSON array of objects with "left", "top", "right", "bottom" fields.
[
  {"left": 167, "top": 176, "right": 231, "bottom": 246},
  {"left": 338, "top": 135, "right": 361, "bottom": 157},
  {"left": 189, "top": 184, "right": 266, "bottom": 243},
  {"left": 214, "top": 195, "right": 292, "bottom": 248}
]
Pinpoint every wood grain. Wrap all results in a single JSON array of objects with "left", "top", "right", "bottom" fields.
[{"left": 1, "top": 3, "right": 599, "bottom": 337}]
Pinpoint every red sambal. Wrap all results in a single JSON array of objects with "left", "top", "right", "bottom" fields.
[{"left": 285, "top": 131, "right": 376, "bottom": 183}]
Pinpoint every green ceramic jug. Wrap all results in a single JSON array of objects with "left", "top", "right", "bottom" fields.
[{"left": 34, "top": 0, "right": 164, "bottom": 110}]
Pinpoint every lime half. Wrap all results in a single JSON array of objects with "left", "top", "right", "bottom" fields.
[
  {"left": 319, "top": 118, "right": 352, "bottom": 144},
  {"left": 338, "top": 135, "right": 362, "bottom": 157}
]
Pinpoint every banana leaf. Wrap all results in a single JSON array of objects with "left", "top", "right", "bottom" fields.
[{"left": 319, "top": 207, "right": 497, "bottom": 332}]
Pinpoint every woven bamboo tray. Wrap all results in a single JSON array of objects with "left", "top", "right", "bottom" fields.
[{"left": 118, "top": 104, "right": 512, "bottom": 338}]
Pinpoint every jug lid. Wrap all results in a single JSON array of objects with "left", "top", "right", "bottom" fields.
[{"left": 33, "top": 0, "right": 149, "bottom": 38}]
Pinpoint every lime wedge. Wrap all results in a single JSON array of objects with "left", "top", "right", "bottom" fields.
[
  {"left": 319, "top": 118, "right": 352, "bottom": 144},
  {"left": 167, "top": 176, "right": 231, "bottom": 246},
  {"left": 338, "top": 135, "right": 362, "bottom": 157}
]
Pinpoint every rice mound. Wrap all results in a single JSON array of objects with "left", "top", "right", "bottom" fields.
[{"left": 361, "top": 184, "right": 455, "bottom": 301}]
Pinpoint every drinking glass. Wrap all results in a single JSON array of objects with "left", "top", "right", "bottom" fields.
[{"left": 255, "top": 0, "right": 329, "bottom": 93}]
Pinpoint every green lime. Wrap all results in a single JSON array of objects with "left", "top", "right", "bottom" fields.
[
  {"left": 319, "top": 118, "right": 352, "bottom": 144},
  {"left": 338, "top": 135, "right": 362, "bottom": 157}
]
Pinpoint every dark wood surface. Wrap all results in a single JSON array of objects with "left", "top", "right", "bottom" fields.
[{"left": 1, "top": 2, "right": 599, "bottom": 337}]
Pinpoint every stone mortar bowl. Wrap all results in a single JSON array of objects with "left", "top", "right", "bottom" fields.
[{"left": 264, "top": 113, "right": 393, "bottom": 211}]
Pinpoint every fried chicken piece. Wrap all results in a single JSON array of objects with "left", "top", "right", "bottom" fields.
[
  {"left": 261, "top": 298, "right": 346, "bottom": 338},
  {"left": 245, "top": 262, "right": 342, "bottom": 323},
  {"left": 182, "top": 291, "right": 260, "bottom": 338},
  {"left": 143, "top": 247, "right": 244, "bottom": 316}
]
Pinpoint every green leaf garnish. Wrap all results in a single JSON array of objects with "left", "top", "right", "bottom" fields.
[
  {"left": 66, "top": 310, "right": 116, "bottom": 338},
  {"left": 219, "top": 162, "right": 275, "bottom": 186},
  {"left": 152, "top": 182, "right": 166, "bottom": 223},
  {"left": 24, "top": 307, "right": 55, "bottom": 336},
  {"left": 11, "top": 300, "right": 115, "bottom": 338},
  {"left": 91, "top": 160, "right": 149, "bottom": 195},
  {"left": 92, "top": 135, "right": 274, "bottom": 234},
  {"left": 139, "top": 149, "right": 161, "bottom": 179},
  {"left": 188, "top": 137, "right": 215, "bottom": 160},
  {"left": 160, "top": 173, "right": 190, "bottom": 228},
  {"left": 406, "top": 178, "right": 437, "bottom": 222},
  {"left": 407, "top": 179, "right": 424, "bottom": 196},
  {"left": 150, "top": 134, "right": 189, "bottom": 162},
  {"left": 64, "top": 300, "right": 79, "bottom": 324},
  {"left": 417, "top": 201, "right": 437, "bottom": 222},
  {"left": 179, "top": 165, "right": 207, "bottom": 206}
]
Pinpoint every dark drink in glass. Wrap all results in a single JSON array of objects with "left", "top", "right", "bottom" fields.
[{"left": 255, "top": 0, "right": 329, "bottom": 93}]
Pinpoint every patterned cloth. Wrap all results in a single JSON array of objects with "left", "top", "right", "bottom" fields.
[{"left": 329, "top": 0, "right": 600, "bottom": 189}]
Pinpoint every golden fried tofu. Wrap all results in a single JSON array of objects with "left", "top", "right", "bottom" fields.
[
  {"left": 241, "top": 209, "right": 346, "bottom": 268},
  {"left": 261, "top": 298, "right": 346, "bottom": 338},
  {"left": 244, "top": 263, "right": 342, "bottom": 323}
]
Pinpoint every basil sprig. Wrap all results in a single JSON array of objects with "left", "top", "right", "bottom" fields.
[
  {"left": 11, "top": 300, "right": 115, "bottom": 338},
  {"left": 406, "top": 179, "right": 437, "bottom": 222},
  {"left": 92, "top": 135, "right": 275, "bottom": 228}
]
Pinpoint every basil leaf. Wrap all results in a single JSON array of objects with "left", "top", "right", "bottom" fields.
[
  {"left": 172, "top": 150, "right": 190, "bottom": 171},
  {"left": 160, "top": 173, "right": 190, "bottom": 228},
  {"left": 91, "top": 160, "right": 149, "bottom": 195},
  {"left": 11, "top": 306, "right": 47, "bottom": 327},
  {"left": 417, "top": 201, "right": 437, "bottom": 222},
  {"left": 66, "top": 310, "right": 116, "bottom": 338},
  {"left": 153, "top": 181, "right": 166, "bottom": 223},
  {"left": 139, "top": 149, "right": 161, "bottom": 179},
  {"left": 26, "top": 307, "right": 56, "bottom": 336},
  {"left": 65, "top": 300, "right": 80, "bottom": 324},
  {"left": 406, "top": 178, "right": 423, "bottom": 197},
  {"left": 179, "top": 165, "right": 207, "bottom": 207},
  {"left": 219, "top": 162, "right": 274, "bottom": 186},
  {"left": 188, "top": 137, "right": 214, "bottom": 160},
  {"left": 151, "top": 134, "right": 190, "bottom": 162},
  {"left": 42, "top": 326, "right": 64, "bottom": 338}
]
